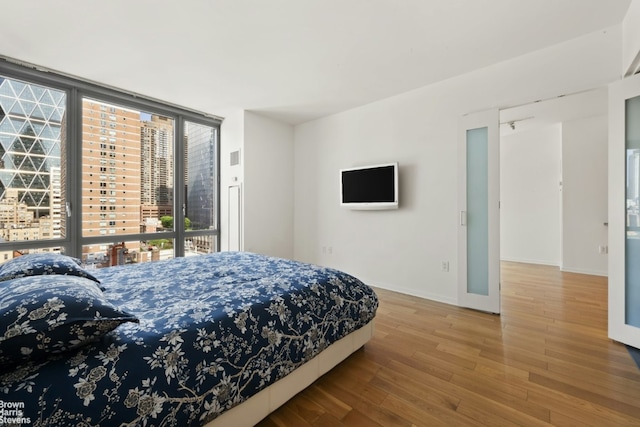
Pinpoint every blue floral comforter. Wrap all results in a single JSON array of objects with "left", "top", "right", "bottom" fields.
[{"left": 0, "top": 252, "right": 378, "bottom": 426}]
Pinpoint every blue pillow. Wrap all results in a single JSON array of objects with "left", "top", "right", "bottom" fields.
[
  {"left": 0, "top": 253, "right": 101, "bottom": 285},
  {"left": 0, "top": 275, "right": 138, "bottom": 366}
]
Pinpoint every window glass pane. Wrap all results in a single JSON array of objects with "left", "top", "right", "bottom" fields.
[
  {"left": 0, "top": 76, "right": 66, "bottom": 242},
  {"left": 82, "top": 239, "right": 174, "bottom": 268},
  {"left": 466, "top": 127, "right": 489, "bottom": 296},
  {"left": 184, "top": 235, "right": 216, "bottom": 256},
  {"left": 185, "top": 121, "right": 217, "bottom": 231},
  {"left": 81, "top": 98, "right": 175, "bottom": 249}
]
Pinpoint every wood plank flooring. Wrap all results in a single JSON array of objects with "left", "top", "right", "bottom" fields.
[{"left": 257, "top": 262, "right": 640, "bottom": 426}]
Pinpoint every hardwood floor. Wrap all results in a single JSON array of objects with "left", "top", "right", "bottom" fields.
[{"left": 257, "top": 262, "right": 640, "bottom": 426}]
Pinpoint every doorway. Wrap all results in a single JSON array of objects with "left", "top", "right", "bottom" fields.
[
  {"left": 498, "top": 88, "right": 609, "bottom": 277},
  {"left": 458, "top": 89, "right": 609, "bottom": 314}
]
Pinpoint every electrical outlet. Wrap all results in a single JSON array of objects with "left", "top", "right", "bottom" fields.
[{"left": 442, "top": 261, "right": 449, "bottom": 272}]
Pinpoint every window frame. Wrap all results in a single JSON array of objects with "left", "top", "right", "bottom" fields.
[{"left": 0, "top": 59, "right": 221, "bottom": 261}]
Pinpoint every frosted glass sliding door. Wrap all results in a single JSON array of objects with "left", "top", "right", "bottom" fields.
[
  {"left": 626, "top": 95, "right": 640, "bottom": 327},
  {"left": 458, "top": 109, "right": 500, "bottom": 314},
  {"left": 466, "top": 127, "right": 490, "bottom": 296}
]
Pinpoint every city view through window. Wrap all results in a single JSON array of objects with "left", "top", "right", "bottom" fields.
[{"left": 0, "top": 75, "right": 218, "bottom": 267}]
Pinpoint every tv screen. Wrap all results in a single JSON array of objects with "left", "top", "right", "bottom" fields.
[{"left": 340, "top": 162, "right": 398, "bottom": 210}]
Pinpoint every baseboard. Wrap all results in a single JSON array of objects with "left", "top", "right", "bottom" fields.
[
  {"left": 500, "top": 257, "right": 558, "bottom": 267},
  {"left": 364, "top": 279, "right": 457, "bottom": 307},
  {"left": 560, "top": 266, "right": 608, "bottom": 277}
]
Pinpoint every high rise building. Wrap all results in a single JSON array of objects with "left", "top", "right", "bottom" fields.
[
  {"left": 185, "top": 122, "right": 216, "bottom": 232},
  {"left": 81, "top": 99, "right": 142, "bottom": 259},
  {"left": 0, "top": 189, "right": 59, "bottom": 248},
  {"left": 49, "top": 166, "right": 62, "bottom": 239},
  {"left": 140, "top": 115, "right": 174, "bottom": 223}
]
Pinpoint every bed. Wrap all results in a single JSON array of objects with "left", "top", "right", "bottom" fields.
[{"left": 0, "top": 251, "right": 378, "bottom": 426}]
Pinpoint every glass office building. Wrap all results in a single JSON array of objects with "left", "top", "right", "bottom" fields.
[{"left": 0, "top": 76, "right": 65, "bottom": 242}]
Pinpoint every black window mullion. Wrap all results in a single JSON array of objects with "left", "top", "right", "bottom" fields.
[
  {"left": 174, "top": 117, "right": 185, "bottom": 257},
  {"left": 67, "top": 87, "right": 82, "bottom": 258}
]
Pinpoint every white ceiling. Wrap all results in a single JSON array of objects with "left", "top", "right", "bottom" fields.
[{"left": 0, "top": 0, "right": 631, "bottom": 125}]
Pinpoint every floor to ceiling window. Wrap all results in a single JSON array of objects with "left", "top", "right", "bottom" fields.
[
  {"left": 184, "top": 120, "right": 218, "bottom": 256},
  {"left": 0, "top": 75, "right": 67, "bottom": 261},
  {"left": 0, "top": 61, "right": 221, "bottom": 266}
]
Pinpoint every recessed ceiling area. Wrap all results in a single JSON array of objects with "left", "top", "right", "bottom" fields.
[{"left": 0, "top": 1, "right": 631, "bottom": 125}]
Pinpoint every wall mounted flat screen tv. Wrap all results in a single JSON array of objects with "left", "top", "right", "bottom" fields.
[{"left": 340, "top": 162, "right": 399, "bottom": 210}]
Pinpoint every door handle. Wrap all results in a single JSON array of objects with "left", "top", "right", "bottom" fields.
[{"left": 460, "top": 211, "right": 466, "bottom": 226}]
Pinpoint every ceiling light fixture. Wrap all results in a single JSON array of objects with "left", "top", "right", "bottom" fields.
[{"left": 500, "top": 116, "right": 534, "bottom": 131}]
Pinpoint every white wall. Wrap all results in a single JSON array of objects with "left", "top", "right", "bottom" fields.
[
  {"left": 562, "top": 114, "right": 609, "bottom": 276},
  {"left": 500, "top": 125, "right": 562, "bottom": 266},
  {"left": 219, "top": 109, "right": 245, "bottom": 252},
  {"left": 219, "top": 110, "right": 295, "bottom": 258},
  {"left": 293, "top": 27, "right": 622, "bottom": 304},
  {"left": 243, "top": 112, "right": 294, "bottom": 258}
]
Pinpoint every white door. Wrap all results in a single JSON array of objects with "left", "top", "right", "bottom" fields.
[
  {"left": 458, "top": 109, "right": 501, "bottom": 313},
  {"left": 609, "top": 73, "right": 640, "bottom": 349},
  {"left": 228, "top": 185, "right": 242, "bottom": 251}
]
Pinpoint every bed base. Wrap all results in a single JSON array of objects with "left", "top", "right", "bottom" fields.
[{"left": 204, "top": 320, "right": 375, "bottom": 426}]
